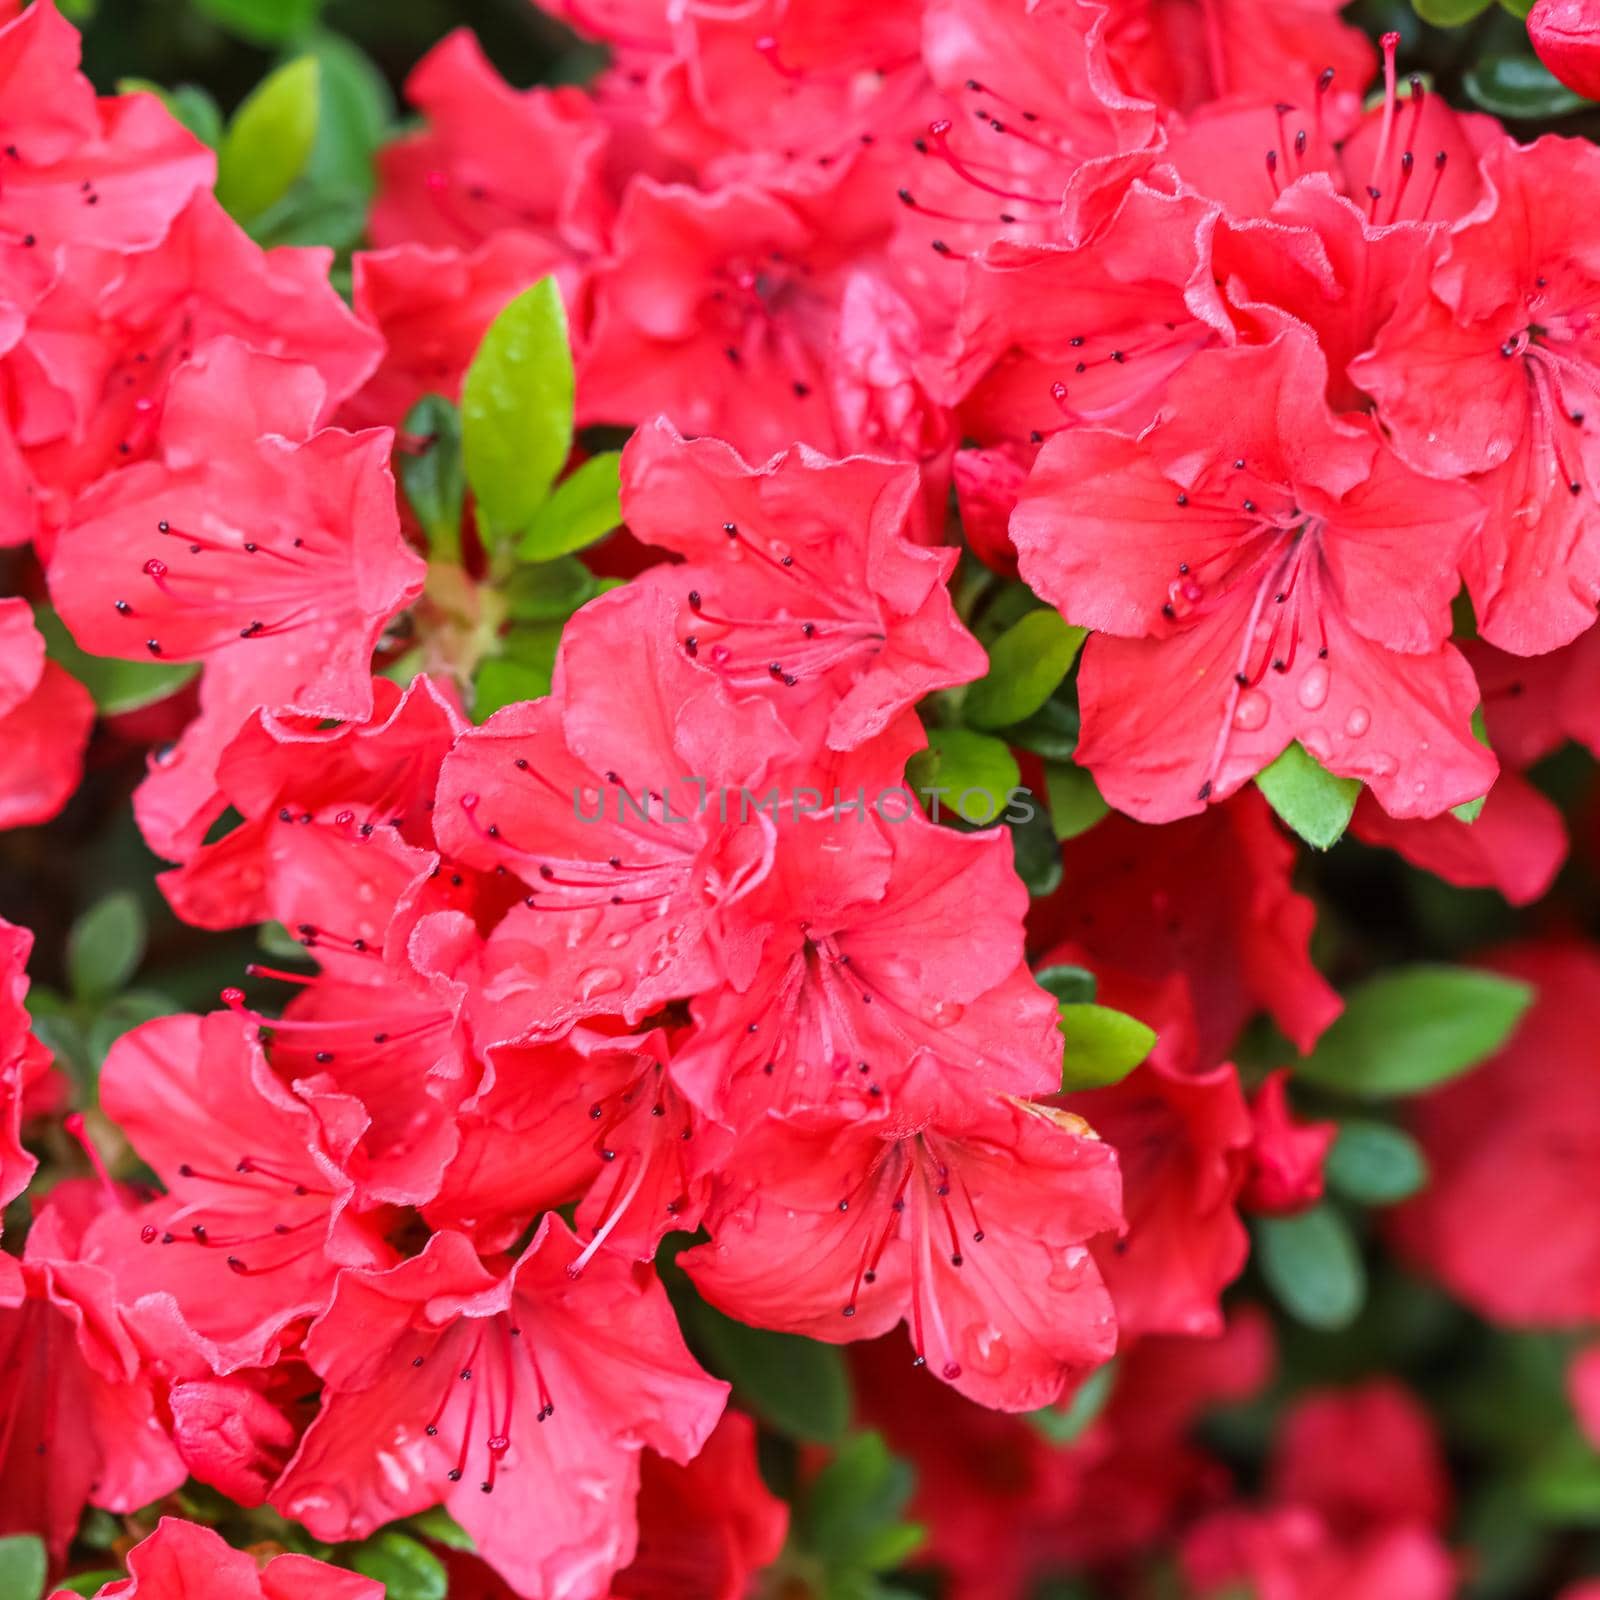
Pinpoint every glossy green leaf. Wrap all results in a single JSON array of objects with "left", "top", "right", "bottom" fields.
[
  {"left": 1463, "top": 54, "right": 1588, "bottom": 117},
  {"left": 907, "top": 727, "right": 1021, "bottom": 826},
  {"left": 504, "top": 556, "right": 604, "bottom": 623},
  {"left": 962, "top": 609, "right": 1087, "bottom": 730},
  {"left": 194, "top": 0, "right": 321, "bottom": 44},
  {"left": 518, "top": 450, "right": 623, "bottom": 561},
  {"left": 216, "top": 57, "right": 321, "bottom": 224},
  {"left": 398, "top": 395, "right": 466, "bottom": 559},
  {"left": 1029, "top": 1359, "right": 1117, "bottom": 1444},
  {"left": 1255, "top": 741, "right": 1360, "bottom": 850},
  {"left": 37, "top": 606, "right": 199, "bottom": 715},
  {"left": 0, "top": 1535, "right": 45, "bottom": 1600},
  {"left": 410, "top": 1506, "right": 475, "bottom": 1552},
  {"left": 1326, "top": 1120, "right": 1430, "bottom": 1205},
  {"left": 1059, "top": 1004, "right": 1157, "bottom": 1091},
  {"left": 1003, "top": 695, "right": 1080, "bottom": 762},
  {"left": 461, "top": 279, "right": 575, "bottom": 542},
  {"left": 1411, "top": 0, "right": 1492, "bottom": 23},
  {"left": 1295, "top": 964, "right": 1533, "bottom": 1098},
  {"left": 1007, "top": 795, "right": 1063, "bottom": 897},
  {"left": 803, "top": 1433, "right": 920, "bottom": 1572},
  {"left": 301, "top": 30, "right": 392, "bottom": 198},
  {"left": 68, "top": 891, "right": 147, "bottom": 1003},
  {"left": 348, "top": 1530, "right": 448, "bottom": 1599},
  {"left": 686, "top": 1300, "right": 852, "bottom": 1443},
  {"left": 472, "top": 623, "right": 564, "bottom": 720},
  {"left": 1256, "top": 1204, "right": 1367, "bottom": 1331},
  {"left": 1044, "top": 761, "right": 1108, "bottom": 841},
  {"left": 1034, "top": 964, "right": 1096, "bottom": 1005}
]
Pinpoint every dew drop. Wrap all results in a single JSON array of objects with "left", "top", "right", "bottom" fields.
[
  {"left": 1345, "top": 705, "right": 1371, "bottom": 737},
  {"left": 576, "top": 966, "right": 626, "bottom": 999},
  {"left": 1232, "top": 689, "right": 1270, "bottom": 731},
  {"left": 1297, "top": 662, "right": 1330, "bottom": 710}
]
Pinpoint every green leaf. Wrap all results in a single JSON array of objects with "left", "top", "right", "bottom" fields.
[
  {"left": 410, "top": 1506, "right": 475, "bottom": 1552},
  {"left": 802, "top": 1433, "right": 920, "bottom": 1572},
  {"left": 216, "top": 57, "right": 321, "bottom": 224},
  {"left": 518, "top": 451, "right": 624, "bottom": 560},
  {"left": 1463, "top": 54, "right": 1589, "bottom": 117},
  {"left": 1044, "top": 762, "right": 1107, "bottom": 841},
  {"left": 301, "top": 30, "right": 392, "bottom": 198},
  {"left": 36, "top": 606, "right": 199, "bottom": 715},
  {"left": 461, "top": 279, "right": 575, "bottom": 543},
  {"left": 962, "top": 610, "right": 1086, "bottom": 731},
  {"left": 1035, "top": 964, "right": 1096, "bottom": 1005},
  {"left": 1256, "top": 1204, "right": 1366, "bottom": 1331},
  {"left": 348, "top": 1530, "right": 448, "bottom": 1600},
  {"left": 906, "top": 727, "right": 1021, "bottom": 827},
  {"left": 1007, "top": 795, "right": 1062, "bottom": 897},
  {"left": 1255, "top": 741, "right": 1360, "bottom": 850},
  {"left": 1451, "top": 706, "right": 1492, "bottom": 823},
  {"left": 504, "top": 556, "right": 604, "bottom": 623},
  {"left": 686, "top": 1300, "right": 852, "bottom": 1444},
  {"left": 194, "top": 0, "right": 321, "bottom": 45},
  {"left": 1003, "top": 695, "right": 1080, "bottom": 762},
  {"left": 1059, "top": 1004, "right": 1156, "bottom": 1091},
  {"left": 472, "top": 622, "right": 565, "bottom": 720},
  {"left": 67, "top": 892, "right": 147, "bottom": 1004},
  {"left": 1295, "top": 964, "right": 1533, "bottom": 1098},
  {"left": 1326, "top": 1120, "right": 1430, "bottom": 1206},
  {"left": 1029, "top": 1359, "right": 1117, "bottom": 1444},
  {"left": 0, "top": 1534, "right": 46, "bottom": 1600},
  {"left": 398, "top": 395, "right": 466, "bottom": 559},
  {"left": 1498, "top": 0, "right": 1533, "bottom": 14},
  {"left": 1411, "top": 0, "right": 1492, "bottom": 23}
]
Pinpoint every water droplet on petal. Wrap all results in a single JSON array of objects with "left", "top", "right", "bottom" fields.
[
  {"left": 1233, "top": 689, "right": 1270, "bottom": 731},
  {"left": 1345, "top": 705, "right": 1371, "bottom": 737},
  {"left": 1297, "top": 662, "right": 1330, "bottom": 710},
  {"left": 576, "top": 965, "right": 625, "bottom": 999},
  {"left": 918, "top": 997, "right": 965, "bottom": 1028}
]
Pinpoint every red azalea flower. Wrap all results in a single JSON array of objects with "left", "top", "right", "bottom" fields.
[
  {"left": 1240, "top": 1068, "right": 1335, "bottom": 1217},
  {"left": 1103, "top": 0, "right": 1374, "bottom": 113},
  {"left": 6, "top": 193, "right": 380, "bottom": 546},
  {"left": 371, "top": 28, "right": 612, "bottom": 257},
  {"left": 70, "top": 1515, "right": 382, "bottom": 1599},
  {"left": 1354, "top": 135, "right": 1600, "bottom": 654},
  {"left": 1572, "top": 1343, "right": 1600, "bottom": 1451},
  {"left": 87, "top": 1011, "right": 393, "bottom": 1374},
  {"left": 48, "top": 337, "right": 425, "bottom": 859},
  {"left": 273, "top": 1223, "right": 727, "bottom": 1600},
  {"left": 1161, "top": 33, "right": 1493, "bottom": 227},
  {"left": 0, "top": 1185, "right": 186, "bottom": 1563},
  {"left": 345, "top": 237, "right": 581, "bottom": 432},
  {"left": 0, "top": 2, "right": 212, "bottom": 261},
  {"left": 1032, "top": 790, "right": 1341, "bottom": 1062},
  {"left": 1395, "top": 942, "right": 1600, "bottom": 1326},
  {"left": 622, "top": 419, "right": 985, "bottom": 749},
  {"left": 1350, "top": 772, "right": 1568, "bottom": 907},
  {"left": 684, "top": 1089, "right": 1122, "bottom": 1411},
  {"left": 936, "top": 182, "right": 1230, "bottom": 445},
  {"left": 1529, "top": 0, "right": 1600, "bottom": 102},
  {"left": 673, "top": 803, "right": 1060, "bottom": 1124},
  {"left": 1066, "top": 1055, "right": 1254, "bottom": 1340},
  {"left": 166, "top": 1370, "right": 309, "bottom": 1508},
  {"left": 433, "top": 583, "right": 795, "bottom": 1039},
  {"left": 0, "top": 597, "right": 91, "bottom": 830},
  {"left": 1012, "top": 333, "right": 1493, "bottom": 822},
  {"left": 611, "top": 1409, "right": 788, "bottom": 1599},
  {"left": 0, "top": 917, "right": 46, "bottom": 1216},
  {"left": 424, "top": 1025, "right": 719, "bottom": 1263},
  {"left": 578, "top": 175, "right": 875, "bottom": 458},
  {"left": 158, "top": 674, "right": 463, "bottom": 933}
]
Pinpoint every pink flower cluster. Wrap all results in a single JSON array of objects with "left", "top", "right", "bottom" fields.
[{"left": 1, "top": 0, "right": 1599, "bottom": 1594}]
